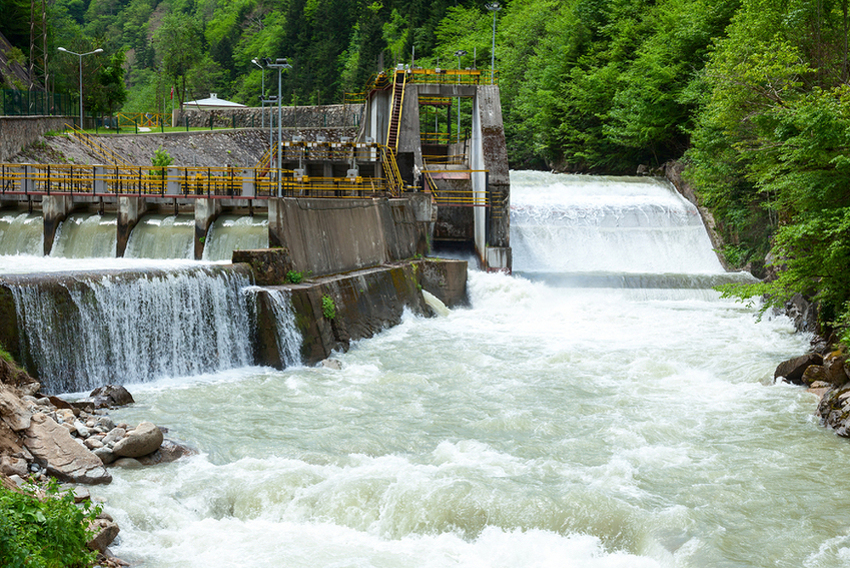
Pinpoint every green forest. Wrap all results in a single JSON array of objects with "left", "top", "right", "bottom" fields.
[{"left": 1, "top": 0, "right": 849, "bottom": 342}]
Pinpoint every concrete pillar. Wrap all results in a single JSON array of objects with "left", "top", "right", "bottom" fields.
[
  {"left": 268, "top": 198, "right": 285, "bottom": 249},
  {"left": 165, "top": 166, "right": 181, "bottom": 196},
  {"left": 93, "top": 166, "right": 108, "bottom": 194},
  {"left": 194, "top": 198, "right": 222, "bottom": 260},
  {"left": 241, "top": 169, "right": 255, "bottom": 198},
  {"left": 471, "top": 85, "right": 512, "bottom": 273},
  {"left": 42, "top": 195, "right": 75, "bottom": 255},
  {"left": 117, "top": 196, "right": 147, "bottom": 257}
]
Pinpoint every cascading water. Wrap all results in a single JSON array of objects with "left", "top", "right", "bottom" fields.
[
  {"left": 84, "top": 171, "right": 850, "bottom": 568},
  {"left": 8, "top": 266, "right": 256, "bottom": 393},
  {"left": 0, "top": 211, "right": 43, "bottom": 256},
  {"left": 124, "top": 214, "right": 195, "bottom": 259},
  {"left": 50, "top": 212, "right": 118, "bottom": 258},
  {"left": 510, "top": 172, "right": 753, "bottom": 291},
  {"left": 257, "top": 287, "right": 303, "bottom": 367},
  {"left": 202, "top": 214, "right": 269, "bottom": 261}
]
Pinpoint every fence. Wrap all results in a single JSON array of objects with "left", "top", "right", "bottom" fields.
[{"left": 1, "top": 90, "right": 73, "bottom": 117}]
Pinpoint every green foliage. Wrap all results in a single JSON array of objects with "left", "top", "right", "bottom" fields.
[
  {"left": 285, "top": 270, "right": 304, "bottom": 284},
  {"left": 322, "top": 294, "right": 336, "bottom": 320},
  {"left": 0, "top": 479, "right": 100, "bottom": 568},
  {"left": 0, "top": 342, "right": 14, "bottom": 364},
  {"left": 149, "top": 146, "right": 173, "bottom": 179}
]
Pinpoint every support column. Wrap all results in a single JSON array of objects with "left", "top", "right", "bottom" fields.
[
  {"left": 194, "top": 198, "right": 221, "bottom": 260},
  {"left": 42, "top": 195, "right": 74, "bottom": 256},
  {"left": 268, "top": 197, "right": 285, "bottom": 249},
  {"left": 117, "top": 196, "right": 147, "bottom": 257}
]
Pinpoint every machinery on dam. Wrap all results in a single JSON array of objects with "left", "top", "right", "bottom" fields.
[{"left": 0, "top": 67, "right": 511, "bottom": 271}]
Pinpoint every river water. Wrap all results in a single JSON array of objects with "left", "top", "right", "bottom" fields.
[{"left": 4, "top": 171, "right": 848, "bottom": 567}]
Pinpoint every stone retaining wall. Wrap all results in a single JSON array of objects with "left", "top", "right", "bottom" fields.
[
  {"left": 0, "top": 116, "right": 68, "bottom": 162},
  {"left": 174, "top": 103, "right": 365, "bottom": 131}
]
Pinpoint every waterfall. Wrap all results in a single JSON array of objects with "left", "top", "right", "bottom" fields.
[
  {"left": 124, "top": 214, "right": 195, "bottom": 259},
  {"left": 0, "top": 211, "right": 43, "bottom": 256},
  {"left": 510, "top": 171, "right": 751, "bottom": 288},
  {"left": 8, "top": 266, "right": 255, "bottom": 393},
  {"left": 263, "top": 288, "right": 303, "bottom": 368},
  {"left": 202, "top": 214, "right": 269, "bottom": 261},
  {"left": 50, "top": 212, "right": 118, "bottom": 258}
]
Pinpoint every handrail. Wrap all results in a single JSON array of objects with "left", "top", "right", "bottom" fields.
[
  {"left": 379, "top": 146, "right": 404, "bottom": 197},
  {"left": 64, "top": 124, "right": 131, "bottom": 168},
  {"left": 0, "top": 162, "right": 398, "bottom": 199}
]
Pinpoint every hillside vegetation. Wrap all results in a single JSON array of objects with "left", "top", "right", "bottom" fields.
[{"left": 1, "top": 0, "right": 849, "bottom": 341}]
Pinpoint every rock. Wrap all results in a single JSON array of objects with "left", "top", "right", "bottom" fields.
[
  {"left": 0, "top": 384, "right": 33, "bottom": 431},
  {"left": 321, "top": 359, "right": 343, "bottom": 370},
  {"left": 111, "top": 458, "right": 143, "bottom": 469},
  {"left": 137, "top": 439, "right": 196, "bottom": 465},
  {"left": 784, "top": 293, "right": 818, "bottom": 333},
  {"left": 0, "top": 455, "right": 28, "bottom": 477},
  {"left": 802, "top": 365, "right": 829, "bottom": 386},
  {"left": 93, "top": 447, "right": 117, "bottom": 465},
  {"left": 89, "top": 385, "right": 134, "bottom": 408},
  {"left": 85, "top": 438, "right": 104, "bottom": 450},
  {"left": 824, "top": 353, "right": 850, "bottom": 385},
  {"left": 47, "top": 396, "right": 75, "bottom": 412},
  {"left": 74, "top": 420, "right": 91, "bottom": 438},
  {"left": 23, "top": 413, "right": 112, "bottom": 485},
  {"left": 775, "top": 353, "right": 824, "bottom": 385},
  {"left": 102, "top": 427, "right": 126, "bottom": 447},
  {"left": 95, "top": 416, "right": 116, "bottom": 432},
  {"left": 56, "top": 409, "right": 75, "bottom": 424},
  {"left": 87, "top": 518, "right": 120, "bottom": 554},
  {"left": 112, "top": 422, "right": 163, "bottom": 458}
]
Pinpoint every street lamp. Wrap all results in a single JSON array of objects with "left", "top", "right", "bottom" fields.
[
  {"left": 485, "top": 2, "right": 501, "bottom": 85},
  {"left": 57, "top": 46, "right": 103, "bottom": 129},
  {"left": 264, "top": 58, "right": 292, "bottom": 197},
  {"left": 251, "top": 58, "right": 265, "bottom": 128},
  {"left": 454, "top": 50, "right": 467, "bottom": 143}
]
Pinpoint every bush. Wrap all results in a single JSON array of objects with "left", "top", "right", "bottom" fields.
[
  {"left": 321, "top": 295, "right": 336, "bottom": 320},
  {"left": 0, "top": 479, "right": 100, "bottom": 568}
]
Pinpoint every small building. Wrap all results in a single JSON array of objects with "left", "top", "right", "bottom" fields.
[{"left": 183, "top": 93, "right": 245, "bottom": 110}]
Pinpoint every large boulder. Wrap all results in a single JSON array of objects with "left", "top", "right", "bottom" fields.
[
  {"left": 775, "top": 353, "right": 824, "bottom": 385},
  {"left": 0, "top": 384, "right": 32, "bottom": 431},
  {"left": 112, "top": 422, "right": 163, "bottom": 459},
  {"left": 87, "top": 517, "right": 120, "bottom": 554},
  {"left": 824, "top": 353, "right": 850, "bottom": 385},
  {"left": 89, "top": 385, "right": 135, "bottom": 409},
  {"left": 23, "top": 413, "right": 112, "bottom": 485}
]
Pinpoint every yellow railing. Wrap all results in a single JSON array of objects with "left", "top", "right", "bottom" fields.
[
  {"left": 379, "top": 146, "right": 405, "bottom": 197},
  {"left": 117, "top": 112, "right": 169, "bottom": 128},
  {"left": 0, "top": 163, "right": 398, "bottom": 199},
  {"left": 422, "top": 169, "right": 489, "bottom": 207},
  {"left": 344, "top": 92, "right": 366, "bottom": 104},
  {"left": 65, "top": 124, "right": 131, "bottom": 168},
  {"left": 423, "top": 153, "right": 467, "bottom": 166},
  {"left": 408, "top": 68, "right": 498, "bottom": 85}
]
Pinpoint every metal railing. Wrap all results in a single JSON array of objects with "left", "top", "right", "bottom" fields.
[
  {"left": 422, "top": 169, "right": 489, "bottom": 207},
  {"left": 0, "top": 163, "right": 399, "bottom": 199},
  {"left": 65, "top": 124, "right": 131, "bottom": 167},
  {"left": 423, "top": 153, "right": 467, "bottom": 166},
  {"left": 407, "top": 68, "right": 498, "bottom": 85},
  {"left": 1, "top": 89, "right": 73, "bottom": 116}
]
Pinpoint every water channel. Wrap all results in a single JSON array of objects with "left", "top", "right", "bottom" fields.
[{"left": 1, "top": 171, "right": 844, "bottom": 567}]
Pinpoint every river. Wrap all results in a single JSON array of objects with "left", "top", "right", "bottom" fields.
[{"left": 3, "top": 171, "right": 846, "bottom": 567}]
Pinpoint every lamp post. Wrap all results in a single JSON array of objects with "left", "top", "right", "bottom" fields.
[
  {"left": 454, "top": 50, "right": 467, "bottom": 143},
  {"left": 251, "top": 58, "right": 265, "bottom": 128},
  {"left": 485, "top": 2, "right": 500, "bottom": 85},
  {"left": 57, "top": 46, "right": 103, "bottom": 129},
  {"left": 264, "top": 58, "right": 292, "bottom": 197}
]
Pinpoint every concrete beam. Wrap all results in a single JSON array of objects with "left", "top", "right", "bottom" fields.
[
  {"left": 117, "top": 196, "right": 147, "bottom": 257},
  {"left": 42, "top": 195, "right": 75, "bottom": 256},
  {"left": 194, "top": 198, "right": 222, "bottom": 260}
]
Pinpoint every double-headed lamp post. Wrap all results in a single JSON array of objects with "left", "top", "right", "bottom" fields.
[
  {"left": 251, "top": 58, "right": 266, "bottom": 128},
  {"left": 485, "top": 2, "right": 501, "bottom": 85},
  {"left": 263, "top": 58, "right": 292, "bottom": 197},
  {"left": 57, "top": 46, "right": 103, "bottom": 129},
  {"left": 454, "top": 50, "right": 467, "bottom": 142}
]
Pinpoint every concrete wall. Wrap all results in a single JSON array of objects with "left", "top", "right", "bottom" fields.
[
  {"left": 0, "top": 116, "right": 68, "bottom": 162},
  {"left": 251, "top": 259, "right": 468, "bottom": 366},
  {"left": 268, "top": 197, "right": 428, "bottom": 278},
  {"left": 175, "top": 104, "right": 364, "bottom": 130}
]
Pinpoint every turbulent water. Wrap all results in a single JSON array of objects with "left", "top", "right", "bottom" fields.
[
  {"left": 3, "top": 171, "right": 848, "bottom": 567},
  {"left": 202, "top": 214, "right": 269, "bottom": 261}
]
